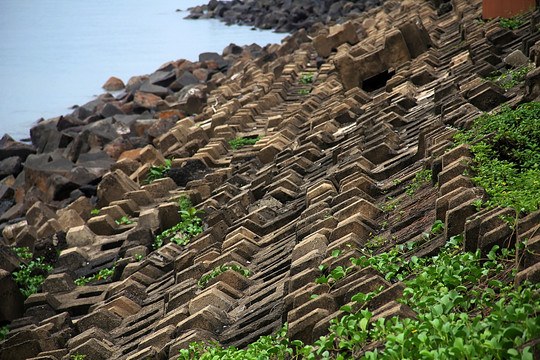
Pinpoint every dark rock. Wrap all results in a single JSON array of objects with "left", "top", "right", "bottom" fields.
[
  {"left": 139, "top": 80, "right": 170, "bottom": 98},
  {"left": 56, "top": 115, "right": 85, "bottom": 131},
  {"left": 104, "top": 137, "right": 134, "bottom": 160},
  {"left": 168, "top": 159, "right": 207, "bottom": 186},
  {"left": 0, "top": 156, "right": 22, "bottom": 178},
  {"left": 24, "top": 153, "right": 75, "bottom": 194},
  {"left": 199, "top": 52, "right": 228, "bottom": 69},
  {"left": 0, "top": 134, "right": 36, "bottom": 161},
  {"left": 0, "top": 269, "right": 25, "bottom": 322},
  {"left": 76, "top": 150, "right": 114, "bottom": 170},
  {"left": 149, "top": 70, "right": 177, "bottom": 88},
  {"left": 98, "top": 103, "right": 124, "bottom": 118},
  {"left": 147, "top": 116, "right": 177, "bottom": 142},
  {"left": 46, "top": 174, "right": 80, "bottom": 201}
]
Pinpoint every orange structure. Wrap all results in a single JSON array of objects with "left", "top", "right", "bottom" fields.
[{"left": 483, "top": 0, "right": 536, "bottom": 19}]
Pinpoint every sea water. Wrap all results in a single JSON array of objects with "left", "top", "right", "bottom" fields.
[{"left": 0, "top": 0, "right": 286, "bottom": 141}]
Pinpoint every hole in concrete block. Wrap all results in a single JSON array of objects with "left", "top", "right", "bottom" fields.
[{"left": 362, "top": 70, "right": 395, "bottom": 92}]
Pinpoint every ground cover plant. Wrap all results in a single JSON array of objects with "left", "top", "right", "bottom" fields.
[
  {"left": 484, "top": 65, "right": 534, "bottom": 90},
  {"left": 228, "top": 136, "right": 262, "bottom": 150},
  {"left": 74, "top": 266, "right": 115, "bottom": 286},
  {"left": 154, "top": 196, "right": 204, "bottom": 248},
  {"left": 12, "top": 247, "right": 53, "bottom": 297},
  {"left": 453, "top": 102, "right": 540, "bottom": 213},
  {"left": 177, "top": 235, "right": 539, "bottom": 360}
]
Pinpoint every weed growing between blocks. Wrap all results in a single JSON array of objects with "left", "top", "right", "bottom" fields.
[
  {"left": 154, "top": 195, "right": 204, "bottom": 249},
  {"left": 11, "top": 247, "right": 53, "bottom": 297}
]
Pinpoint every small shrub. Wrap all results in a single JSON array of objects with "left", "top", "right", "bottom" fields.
[
  {"left": 146, "top": 158, "right": 173, "bottom": 183},
  {"left": 499, "top": 16, "right": 525, "bottom": 30},
  {"left": 12, "top": 248, "right": 53, "bottom": 297},
  {"left": 300, "top": 72, "right": 314, "bottom": 84},
  {"left": 298, "top": 89, "right": 310, "bottom": 95},
  {"left": 154, "top": 206, "right": 204, "bottom": 249},
  {"left": 90, "top": 209, "right": 100, "bottom": 215}
]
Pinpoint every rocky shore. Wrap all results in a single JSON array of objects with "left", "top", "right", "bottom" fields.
[{"left": 1, "top": 0, "right": 540, "bottom": 359}]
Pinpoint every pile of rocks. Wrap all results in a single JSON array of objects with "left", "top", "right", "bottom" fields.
[
  {"left": 1, "top": 0, "right": 540, "bottom": 359},
  {"left": 186, "top": 0, "right": 387, "bottom": 33}
]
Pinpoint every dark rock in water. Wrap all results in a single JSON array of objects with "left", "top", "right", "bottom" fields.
[
  {"left": 0, "top": 134, "right": 36, "bottom": 161},
  {"left": 168, "top": 158, "right": 207, "bottom": 186},
  {"left": 223, "top": 43, "right": 243, "bottom": 57},
  {"left": 0, "top": 156, "right": 22, "bottom": 179}
]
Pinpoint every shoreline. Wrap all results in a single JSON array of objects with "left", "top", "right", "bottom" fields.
[{"left": 1, "top": 0, "right": 540, "bottom": 358}]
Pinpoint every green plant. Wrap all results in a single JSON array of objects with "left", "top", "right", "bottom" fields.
[
  {"left": 406, "top": 169, "right": 432, "bottom": 197},
  {"left": 0, "top": 326, "right": 8, "bottom": 341},
  {"left": 135, "top": 254, "right": 144, "bottom": 261},
  {"left": 12, "top": 249, "right": 53, "bottom": 297},
  {"left": 146, "top": 158, "right": 173, "bottom": 183},
  {"left": 300, "top": 72, "right": 314, "bottom": 84},
  {"left": 115, "top": 216, "right": 135, "bottom": 225},
  {"left": 454, "top": 102, "right": 540, "bottom": 213},
  {"left": 198, "top": 264, "right": 250, "bottom": 289},
  {"left": 499, "top": 16, "right": 525, "bottom": 30},
  {"left": 298, "top": 89, "right": 310, "bottom": 95},
  {"left": 12, "top": 246, "right": 33, "bottom": 259},
  {"left": 228, "top": 136, "right": 262, "bottom": 150},
  {"left": 154, "top": 207, "right": 204, "bottom": 249},
  {"left": 484, "top": 65, "right": 534, "bottom": 89},
  {"left": 381, "top": 198, "right": 402, "bottom": 212},
  {"left": 71, "top": 355, "right": 87, "bottom": 360},
  {"left": 74, "top": 266, "right": 115, "bottom": 286},
  {"left": 90, "top": 209, "right": 100, "bottom": 215}
]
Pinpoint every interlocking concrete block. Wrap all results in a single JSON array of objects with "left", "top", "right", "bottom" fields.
[
  {"left": 124, "top": 189, "right": 153, "bottom": 206},
  {"left": 176, "top": 305, "right": 228, "bottom": 334},
  {"left": 69, "top": 338, "right": 114, "bottom": 360},
  {"left": 137, "top": 324, "right": 175, "bottom": 351},
  {"left": 292, "top": 233, "right": 328, "bottom": 263},
  {"left": 291, "top": 249, "right": 325, "bottom": 277},
  {"left": 288, "top": 308, "right": 330, "bottom": 345},
  {"left": 371, "top": 301, "right": 417, "bottom": 323},
  {"left": 41, "top": 273, "right": 76, "bottom": 294},
  {"left": 66, "top": 225, "right": 95, "bottom": 247},
  {"left": 36, "top": 218, "right": 62, "bottom": 239},
  {"left": 57, "top": 209, "right": 85, "bottom": 232},
  {"left": 98, "top": 204, "right": 127, "bottom": 222},
  {"left": 137, "top": 208, "right": 160, "bottom": 231},
  {"left": 26, "top": 201, "right": 58, "bottom": 228},
  {"left": 287, "top": 293, "right": 336, "bottom": 324},
  {"left": 334, "top": 198, "right": 382, "bottom": 222},
  {"left": 87, "top": 214, "right": 117, "bottom": 236},
  {"left": 306, "top": 180, "right": 336, "bottom": 207},
  {"left": 76, "top": 308, "right": 122, "bottom": 333},
  {"left": 99, "top": 296, "right": 142, "bottom": 319},
  {"left": 330, "top": 213, "right": 375, "bottom": 242},
  {"left": 97, "top": 169, "right": 140, "bottom": 208},
  {"left": 439, "top": 175, "right": 474, "bottom": 196},
  {"left": 189, "top": 287, "right": 235, "bottom": 314}
]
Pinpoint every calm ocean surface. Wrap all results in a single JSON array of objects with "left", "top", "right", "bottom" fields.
[{"left": 0, "top": 0, "right": 286, "bottom": 141}]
